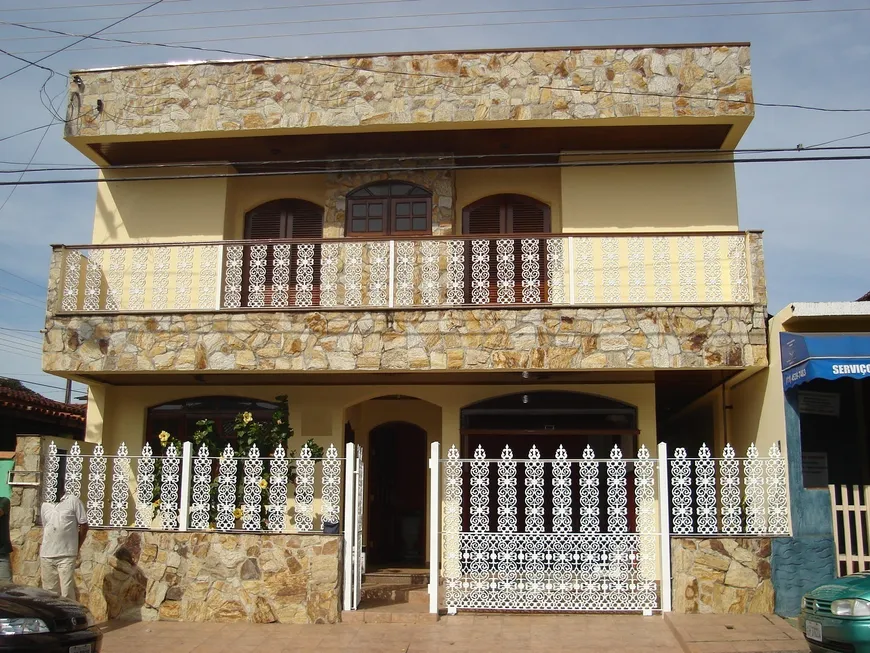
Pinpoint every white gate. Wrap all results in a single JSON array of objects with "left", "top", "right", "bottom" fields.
[
  {"left": 343, "top": 443, "right": 365, "bottom": 611},
  {"left": 437, "top": 442, "right": 664, "bottom": 613}
]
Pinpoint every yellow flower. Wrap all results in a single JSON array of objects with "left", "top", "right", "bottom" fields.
[
  {"left": 258, "top": 478, "right": 268, "bottom": 490},
  {"left": 233, "top": 508, "right": 243, "bottom": 519},
  {"left": 241, "top": 412, "right": 253, "bottom": 424},
  {"left": 276, "top": 419, "right": 283, "bottom": 425},
  {"left": 158, "top": 431, "right": 170, "bottom": 444},
  {"left": 152, "top": 499, "right": 160, "bottom": 507}
]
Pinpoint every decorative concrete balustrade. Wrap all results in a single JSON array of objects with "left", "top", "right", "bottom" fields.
[{"left": 52, "top": 232, "right": 761, "bottom": 314}]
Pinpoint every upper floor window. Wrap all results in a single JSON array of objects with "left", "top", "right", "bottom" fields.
[
  {"left": 462, "top": 194, "right": 551, "bottom": 234},
  {"left": 346, "top": 181, "right": 432, "bottom": 236},
  {"left": 245, "top": 199, "right": 324, "bottom": 239}
]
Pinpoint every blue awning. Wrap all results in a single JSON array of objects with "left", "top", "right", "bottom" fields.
[{"left": 781, "top": 333, "right": 870, "bottom": 390}]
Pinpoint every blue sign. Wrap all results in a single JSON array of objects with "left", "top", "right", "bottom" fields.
[{"left": 781, "top": 333, "right": 870, "bottom": 390}]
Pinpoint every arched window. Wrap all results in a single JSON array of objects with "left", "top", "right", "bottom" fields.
[
  {"left": 241, "top": 199, "right": 324, "bottom": 305},
  {"left": 346, "top": 181, "right": 432, "bottom": 236},
  {"left": 146, "top": 396, "right": 280, "bottom": 451},
  {"left": 462, "top": 194, "right": 551, "bottom": 235},
  {"left": 244, "top": 199, "right": 323, "bottom": 239}
]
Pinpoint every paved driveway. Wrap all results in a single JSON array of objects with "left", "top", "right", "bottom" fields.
[{"left": 99, "top": 613, "right": 809, "bottom": 653}]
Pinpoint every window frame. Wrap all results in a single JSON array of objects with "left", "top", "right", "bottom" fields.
[
  {"left": 461, "top": 193, "right": 552, "bottom": 235},
  {"left": 345, "top": 181, "right": 433, "bottom": 237}
]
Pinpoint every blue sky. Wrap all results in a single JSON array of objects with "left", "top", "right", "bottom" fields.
[{"left": 0, "top": 0, "right": 868, "bottom": 399}]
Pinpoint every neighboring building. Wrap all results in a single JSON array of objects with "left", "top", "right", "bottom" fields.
[
  {"left": 35, "top": 44, "right": 788, "bottom": 621},
  {"left": 0, "top": 385, "right": 85, "bottom": 451},
  {"left": 734, "top": 302, "right": 870, "bottom": 616}
]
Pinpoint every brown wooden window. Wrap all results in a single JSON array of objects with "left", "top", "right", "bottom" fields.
[
  {"left": 346, "top": 181, "right": 432, "bottom": 236},
  {"left": 241, "top": 199, "right": 324, "bottom": 306},
  {"left": 462, "top": 193, "right": 551, "bottom": 235},
  {"left": 460, "top": 194, "right": 553, "bottom": 304}
]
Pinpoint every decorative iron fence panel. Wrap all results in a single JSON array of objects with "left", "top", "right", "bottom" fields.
[{"left": 43, "top": 440, "right": 343, "bottom": 534}]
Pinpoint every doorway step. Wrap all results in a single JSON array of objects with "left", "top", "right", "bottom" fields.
[{"left": 342, "top": 569, "right": 438, "bottom": 623}]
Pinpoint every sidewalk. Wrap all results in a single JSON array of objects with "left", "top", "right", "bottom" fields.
[{"left": 98, "top": 613, "right": 810, "bottom": 653}]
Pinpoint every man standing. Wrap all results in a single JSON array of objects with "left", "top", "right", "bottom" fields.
[
  {"left": 0, "top": 495, "right": 11, "bottom": 582},
  {"left": 40, "top": 494, "right": 87, "bottom": 600}
]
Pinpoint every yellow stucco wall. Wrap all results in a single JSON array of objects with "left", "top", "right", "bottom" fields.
[
  {"left": 91, "top": 168, "right": 230, "bottom": 244},
  {"left": 454, "top": 168, "right": 563, "bottom": 232},
  {"left": 560, "top": 154, "right": 740, "bottom": 232}
]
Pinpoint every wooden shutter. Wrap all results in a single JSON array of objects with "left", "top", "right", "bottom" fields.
[
  {"left": 240, "top": 200, "right": 324, "bottom": 308},
  {"left": 286, "top": 200, "right": 324, "bottom": 306},
  {"left": 461, "top": 194, "right": 552, "bottom": 304}
]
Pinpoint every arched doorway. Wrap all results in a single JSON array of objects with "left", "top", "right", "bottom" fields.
[{"left": 367, "top": 421, "right": 428, "bottom": 566}]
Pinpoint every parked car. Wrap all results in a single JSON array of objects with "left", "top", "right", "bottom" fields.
[
  {"left": 0, "top": 583, "right": 101, "bottom": 652},
  {"left": 800, "top": 573, "right": 870, "bottom": 653}
]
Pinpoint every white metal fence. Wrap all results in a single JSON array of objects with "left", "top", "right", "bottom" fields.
[
  {"left": 428, "top": 441, "right": 791, "bottom": 615},
  {"left": 43, "top": 440, "right": 343, "bottom": 533},
  {"left": 830, "top": 485, "right": 870, "bottom": 577}
]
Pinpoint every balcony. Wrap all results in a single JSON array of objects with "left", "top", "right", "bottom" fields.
[{"left": 52, "top": 232, "right": 763, "bottom": 315}]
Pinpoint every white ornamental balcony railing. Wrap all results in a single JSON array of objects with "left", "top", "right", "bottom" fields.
[
  {"left": 51, "top": 231, "right": 761, "bottom": 314},
  {"left": 42, "top": 440, "right": 344, "bottom": 533}
]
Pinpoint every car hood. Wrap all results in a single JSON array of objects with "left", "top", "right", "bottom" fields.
[
  {"left": 807, "top": 574, "right": 870, "bottom": 601},
  {"left": 0, "top": 583, "right": 89, "bottom": 625}
]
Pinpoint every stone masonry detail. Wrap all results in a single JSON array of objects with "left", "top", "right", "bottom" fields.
[
  {"left": 672, "top": 538, "right": 774, "bottom": 614},
  {"left": 66, "top": 46, "right": 752, "bottom": 138},
  {"left": 43, "top": 306, "right": 768, "bottom": 373}
]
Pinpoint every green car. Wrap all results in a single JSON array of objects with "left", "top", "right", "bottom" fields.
[{"left": 800, "top": 573, "right": 870, "bottom": 653}]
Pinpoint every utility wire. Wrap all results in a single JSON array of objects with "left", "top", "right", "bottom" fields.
[
  {"left": 0, "top": 0, "right": 814, "bottom": 41},
  {"left": 0, "top": 325, "right": 43, "bottom": 333},
  {"left": 0, "top": 344, "right": 42, "bottom": 361},
  {"left": 0, "top": 119, "right": 55, "bottom": 214},
  {"left": 6, "top": 0, "right": 426, "bottom": 26},
  {"left": 0, "top": 377, "right": 68, "bottom": 392},
  {"left": 8, "top": 5, "right": 870, "bottom": 55},
  {"left": 0, "top": 45, "right": 63, "bottom": 76},
  {"left": 0, "top": 292, "right": 44, "bottom": 308},
  {"left": 0, "top": 0, "right": 187, "bottom": 12},
  {"left": 0, "top": 333, "right": 43, "bottom": 347},
  {"left": 0, "top": 283, "right": 44, "bottom": 302},
  {"left": 0, "top": 268, "right": 45, "bottom": 290},
  {"left": 2, "top": 153, "right": 870, "bottom": 187},
  {"left": 804, "top": 130, "right": 870, "bottom": 149},
  {"left": 0, "top": 336, "right": 41, "bottom": 352},
  {"left": 2, "top": 145, "right": 870, "bottom": 175},
  {"left": 0, "top": 0, "right": 165, "bottom": 82}
]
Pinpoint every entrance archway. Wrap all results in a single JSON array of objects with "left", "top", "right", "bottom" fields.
[{"left": 367, "top": 421, "right": 428, "bottom": 566}]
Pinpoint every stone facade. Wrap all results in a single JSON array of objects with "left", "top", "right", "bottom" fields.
[
  {"left": 10, "top": 438, "right": 341, "bottom": 625},
  {"left": 672, "top": 538, "right": 775, "bottom": 614},
  {"left": 67, "top": 45, "right": 752, "bottom": 139},
  {"left": 13, "top": 529, "right": 341, "bottom": 624},
  {"left": 43, "top": 306, "right": 768, "bottom": 373}
]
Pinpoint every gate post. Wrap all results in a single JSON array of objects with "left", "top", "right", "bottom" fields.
[
  {"left": 428, "top": 441, "right": 441, "bottom": 615},
  {"left": 342, "top": 442, "right": 355, "bottom": 612},
  {"left": 657, "top": 441, "right": 672, "bottom": 613},
  {"left": 178, "top": 441, "right": 192, "bottom": 532}
]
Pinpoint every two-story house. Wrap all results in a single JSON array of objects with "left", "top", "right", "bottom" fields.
[{"left": 37, "top": 43, "right": 787, "bottom": 621}]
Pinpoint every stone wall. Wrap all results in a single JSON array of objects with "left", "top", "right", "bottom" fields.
[
  {"left": 14, "top": 529, "right": 341, "bottom": 624},
  {"left": 67, "top": 45, "right": 752, "bottom": 138},
  {"left": 43, "top": 306, "right": 768, "bottom": 373},
  {"left": 672, "top": 537, "right": 774, "bottom": 614},
  {"left": 9, "top": 437, "right": 341, "bottom": 624}
]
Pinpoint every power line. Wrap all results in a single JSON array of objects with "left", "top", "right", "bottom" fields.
[
  {"left": 5, "top": 0, "right": 426, "bottom": 26},
  {"left": 2, "top": 152, "right": 870, "bottom": 187},
  {"left": 0, "top": 121, "right": 58, "bottom": 143},
  {"left": 0, "top": 336, "right": 41, "bottom": 352},
  {"left": 0, "top": 344, "right": 42, "bottom": 361},
  {"left": 0, "top": 376, "right": 68, "bottom": 392},
  {"left": 0, "top": 44, "right": 64, "bottom": 76},
  {"left": 0, "top": 325, "right": 42, "bottom": 334},
  {"left": 8, "top": 5, "right": 870, "bottom": 55},
  {"left": 0, "top": 268, "right": 45, "bottom": 290},
  {"left": 0, "top": 283, "right": 43, "bottom": 302},
  {"left": 804, "top": 129, "right": 870, "bottom": 149},
  {"left": 0, "top": 0, "right": 188, "bottom": 12},
  {"left": 0, "top": 0, "right": 166, "bottom": 82},
  {"left": 0, "top": 292, "right": 44, "bottom": 308},
  {"left": 0, "top": 329, "right": 42, "bottom": 345},
  {"left": 2, "top": 145, "right": 870, "bottom": 175},
  {"left": 1, "top": 0, "right": 814, "bottom": 41},
  {"left": 0, "top": 118, "right": 55, "bottom": 214}
]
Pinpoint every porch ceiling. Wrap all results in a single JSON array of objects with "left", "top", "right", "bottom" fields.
[
  {"left": 87, "top": 123, "right": 734, "bottom": 166},
  {"left": 59, "top": 368, "right": 735, "bottom": 414}
]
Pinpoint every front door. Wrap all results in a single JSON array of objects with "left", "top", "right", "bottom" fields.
[{"left": 368, "top": 422, "right": 427, "bottom": 566}]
